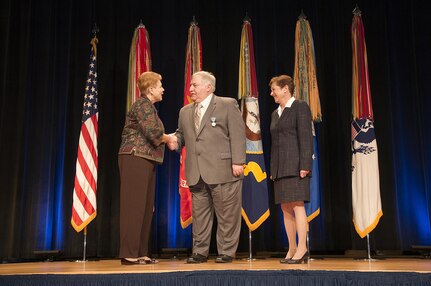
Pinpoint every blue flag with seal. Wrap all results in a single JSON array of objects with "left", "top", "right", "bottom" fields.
[{"left": 238, "top": 18, "right": 270, "bottom": 231}]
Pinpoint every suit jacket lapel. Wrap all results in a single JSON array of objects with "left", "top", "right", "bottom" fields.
[{"left": 280, "top": 100, "right": 296, "bottom": 121}]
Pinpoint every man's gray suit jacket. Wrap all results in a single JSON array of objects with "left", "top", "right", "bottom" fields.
[{"left": 176, "top": 95, "right": 246, "bottom": 186}]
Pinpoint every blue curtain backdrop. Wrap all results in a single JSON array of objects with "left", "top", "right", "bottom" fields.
[{"left": 0, "top": 0, "right": 430, "bottom": 260}]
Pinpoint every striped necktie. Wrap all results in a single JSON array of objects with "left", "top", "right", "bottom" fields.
[{"left": 194, "top": 103, "right": 202, "bottom": 131}]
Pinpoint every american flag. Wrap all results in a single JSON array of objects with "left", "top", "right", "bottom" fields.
[{"left": 71, "top": 37, "right": 98, "bottom": 232}]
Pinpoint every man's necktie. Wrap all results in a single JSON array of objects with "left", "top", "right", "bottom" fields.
[{"left": 194, "top": 103, "right": 202, "bottom": 132}]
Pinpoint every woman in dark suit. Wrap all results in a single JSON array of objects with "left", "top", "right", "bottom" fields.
[{"left": 269, "top": 75, "right": 313, "bottom": 264}]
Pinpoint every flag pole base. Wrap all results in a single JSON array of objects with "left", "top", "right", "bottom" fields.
[
  {"left": 354, "top": 257, "right": 384, "bottom": 261},
  {"left": 241, "top": 257, "right": 257, "bottom": 262},
  {"left": 352, "top": 234, "right": 384, "bottom": 261}
]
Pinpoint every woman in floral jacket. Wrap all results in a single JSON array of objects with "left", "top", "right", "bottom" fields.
[{"left": 118, "top": 71, "right": 172, "bottom": 265}]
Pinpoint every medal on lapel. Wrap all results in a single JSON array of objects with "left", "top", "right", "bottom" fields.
[{"left": 211, "top": 117, "right": 216, "bottom": 127}]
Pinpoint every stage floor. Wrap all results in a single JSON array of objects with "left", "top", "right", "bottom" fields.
[{"left": 1, "top": 257, "right": 430, "bottom": 275}]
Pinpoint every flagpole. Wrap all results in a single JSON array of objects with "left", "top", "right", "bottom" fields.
[
  {"left": 356, "top": 234, "right": 377, "bottom": 261},
  {"left": 366, "top": 234, "right": 372, "bottom": 260},
  {"left": 75, "top": 227, "right": 88, "bottom": 263},
  {"left": 363, "top": 234, "right": 376, "bottom": 261},
  {"left": 242, "top": 229, "right": 255, "bottom": 261},
  {"left": 72, "top": 25, "right": 99, "bottom": 263},
  {"left": 83, "top": 227, "right": 88, "bottom": 262},
  {"left": 248, "top": 229, "right": 253, "bottom": 260}
]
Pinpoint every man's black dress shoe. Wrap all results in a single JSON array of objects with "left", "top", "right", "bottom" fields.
[
  {"left": 186, "top": 253, "right": 207, "bottom": 264},
  {"left": 215, "top": 255, "right": 233, "bottom": 263},
  {"left": 121, "top": 258, "right": 146, "bottom": 265}
]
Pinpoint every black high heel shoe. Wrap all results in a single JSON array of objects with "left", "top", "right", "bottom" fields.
[
  {"left": 287, "top": 252, "right": 309, "bottom": 264},
  {"left": 279, "top": 257, "right": 292, "bottom": 264}
]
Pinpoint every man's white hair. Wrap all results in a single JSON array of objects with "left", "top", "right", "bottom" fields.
[{"left": 193, "top": 71, "right": 216, "bottom": 93}]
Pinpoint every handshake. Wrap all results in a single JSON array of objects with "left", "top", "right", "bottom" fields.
[{"left": 163, "top": 133, "right": 178, "bottom": 151}]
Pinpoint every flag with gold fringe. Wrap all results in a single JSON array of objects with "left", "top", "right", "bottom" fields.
[
  {"left": 351, "top": 6, "right": 382, "bottom": 238},
  {"left": 71, "top": 35, "right": 98, "bottom": 232},
  {"left": 179, "top": 19, "right": 202, "bottom": 229},
  {"left": 293, "top": 12, "right": 321, "bottom": 222},
  {"left": 238, "top": 18, "right": 270, "bottom": 231},
  {"left": 126, "top": 23, "right": 152, "bottom": 111}
]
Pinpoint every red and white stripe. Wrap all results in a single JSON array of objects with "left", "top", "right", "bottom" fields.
[{"left": 71, "top": 114, "right": 98, "bottom": 232}]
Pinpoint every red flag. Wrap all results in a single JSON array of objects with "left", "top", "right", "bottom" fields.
[
  {"left": 126, "top": 24, "right": 152, "bottom": 111},
  {"left": 71, "top": 37, "right": 99, "bottom": 232},
  {"left": 180, "top": 20, "right": 202, "bottom": 229}
]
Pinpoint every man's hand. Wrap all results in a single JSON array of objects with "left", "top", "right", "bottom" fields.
[
  {"left": 166, "top": 133, "right": 178, "bottom": 151},
  {"left": 232, "top": 164, "right": 244, "bottom": 177},
  {"left": 299, "top": 170, "right": 310, "bottom": 178}
]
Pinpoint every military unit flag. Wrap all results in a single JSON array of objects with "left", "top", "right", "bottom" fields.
[
  {"left": 179, "top": 20, "right": 202, "bottom": 229},
  {"left": 351, "top": 8, "right": 383, "bottom": 238},
  {"left": 293, "top": 13, "right": 322, "bottom": 221},
  {"left": 126, "top": 24, "right": 152, "bottom": 111},
  {"left": 238, "top": 19, "right": 270, "bottom": 231}
]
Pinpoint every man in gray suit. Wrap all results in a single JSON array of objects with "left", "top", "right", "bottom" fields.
[{"left": 168, "top": 71, "right": 246, "bottom": 263}]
